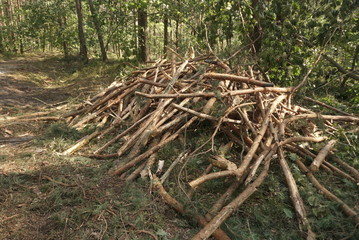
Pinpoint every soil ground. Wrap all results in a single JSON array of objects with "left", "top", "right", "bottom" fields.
[
  {"left": 0, "top": 55, "right": 71, "bottom": 114},
  {"left": 0, "top": 54, "right": 192, "bottom": 240}
]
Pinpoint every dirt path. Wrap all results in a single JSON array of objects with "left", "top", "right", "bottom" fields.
[{"left": 0, "top": 56, "right": 71, "bottom": 115}]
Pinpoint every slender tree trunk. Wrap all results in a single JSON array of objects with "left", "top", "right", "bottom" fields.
[
  {"left": 250, "top": 0, "right": 262, "bottom": 53},
  {"left": 58, "top": 16, "right": 69, "bottom": 58},
  {"left": 163, "top": 13, "right": 168, "bottom": 55},
  {"left": 0, "top": 4, "right": 3, "bottom": 53},
  {"left": 341, "top": 45, "right": 359, "bottom": 87},
  {"left": 88, "top": 0, "right": 107, "bottom": 61},
  {"left": 41, "top": 29, "right": 46, "bottom": 52},
  {"left": 0, "top": 33, "right": 3, "bottom": 53},
  {"left": 3, "top": 0, "right": 16, "bottom": 52},
  {"left": 15, "top": 0, "right": 23, "bottom": 54},
  {"left": 175, "top": 17, "right": 179, "bottom": 50},
  {"left": 75, "top": 0, "right": 88, "bottom": 63},
  {"left": 137, "top": 2, "right": 147, "bottom": 62}
]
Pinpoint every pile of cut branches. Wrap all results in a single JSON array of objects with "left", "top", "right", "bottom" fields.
[{"left": 61, "top": 55, "right": 359, "bottom": 240}]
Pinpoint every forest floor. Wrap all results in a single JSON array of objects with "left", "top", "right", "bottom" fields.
[
  {"left": 0, "top": 54, "right": 358, "bottom": 240},
  {"left": 0, "top": 54, "right": 194, "bottom": 240}
]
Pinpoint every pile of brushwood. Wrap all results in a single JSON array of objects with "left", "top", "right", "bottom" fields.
[{"left": 58, "top": 55, "right": 359, "bottom": 239}]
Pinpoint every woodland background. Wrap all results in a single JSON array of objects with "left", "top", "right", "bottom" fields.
[{"left": 0, "top": 0, "right": 358, "bottom": 94}]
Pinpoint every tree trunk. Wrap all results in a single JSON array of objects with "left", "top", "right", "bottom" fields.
[
  {"left": 137, "top": 2, "right": 148, "bottom": 62},
  {"left": 75, "top": 0, "right": 88, "bottom": 63},
  {"left": 58, "top": 16, "right": 69, "bottom": 58},
  {"left": 2, "top": 0, "right": 16, "bottom": 53},
  {"left": 163, "top": 13, "right": 168, "bottom": 55},
  {"left": 88, "top": 0, "right": 107, "bottom": 61},
  {"left": 340, "top": 45, "right": 359, "bottom": 87},
  {"left": 175, "top": 17, "right": 179, "bottom": 50},
  {"left": 250, "top": 0, "right": 262, "bottom": 54},
  {"left": 16, "top": 0, "right": 23, "bottom": 54}
]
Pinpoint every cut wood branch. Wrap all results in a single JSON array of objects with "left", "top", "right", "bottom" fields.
[
  {"left": 279, "top": 136, "right": 326, "bottom": 146},
  {"left": 295, "top": 159, "right": 359, "bottom": 225},
  {"left": 309, "top": 140, "right": 336, "bottom": 172},
  {"left": 191, "top": 156, "right": 272, "bottom": 240},
  {"left": 303, "top": 97, "right": 354, "bottom": 116},
  {"left": 323, "top": 54, "right": 359, "bottom": 81},
  {"left": 328, "top": 154, "right": 359, "bottom": 181},
  {"left": 204, "top": 72, "right": 274, "bottom": 87},
  {"left": 62, "top": 129, "right": 102, "bottom": 155},
  {"left": 152, "top": 175, "right": 231, "bottom": 240},
  {"left": 171, "top": 103, "right": 241, "bottom": 124},
  {"left": 234, "top": 95, "right": 287, "bottom": 179}
]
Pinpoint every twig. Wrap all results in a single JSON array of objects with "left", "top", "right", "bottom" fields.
[
  {"left": 204, "top": 72, "right": 274, "bottom": 87},
  {"left": 309, "top": 140, "right": 337, "bottom": 172},
  {"left": 191, "top": 154, "right": 272, "bottom": 240},
  {"left": 304, "top": 96, "right": 354, "bottom": 116},
  {"left": 295, "top": 159, "right": 359, "bottom": 224}
]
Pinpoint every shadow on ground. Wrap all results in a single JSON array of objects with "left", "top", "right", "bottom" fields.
[{"left": 0, "top": 155, "right": 192, "bottom": 240}]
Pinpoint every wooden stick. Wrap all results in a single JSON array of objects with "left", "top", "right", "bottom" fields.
[
  {"left": 164, "top": 60, "right": 189, "bottom": 92},
  {"left": 140, "top": 152, "right": 158, "bottom": 179},
  {"left": 171, "top": 103, "right": 242, "bottom": 124},
  {"left": 187, "top": 164, "right": 213, "bottom": 200},
  {"left": 160, "top": 150, "right": 189, "bottom": 183},
  {"left": 117, "top": 81, "right": 198, "bottom": 157},
  {"left": 113, "top": 117, "right": 195, "bottom": 176},
  {"left": 205, "top": 180, "right": 240, "bottom": 219},
  {"left": 270, "top": 115, "right": 316, "bottom": 238},
  {"left": 71, "top": 84, "right": 140, "bottom": 129},
  {"left": 152, "top": 175, "right": 231, "bottom": 240},
  {"left": 279, "top": 114, "right": 359, "bottom": 137},
  {"left": 0, "top": 111, "right": 55, "bottom": 121},
  {"left": 94, "top": 113, "right": 151, "bottom": 154},
  {"left": 191, "top": 155, "right": 272, "bottom": 240},
  {"left": 63, "top": 81, "right": 137, "bottom": 118},
  {"left": 295, "top": 159, "right": 359, "bottom": 225},
  {"left": 309, "top": 140, "right": 336, "bottom": 172},
  {"left": 136, "top": 87, "right": 293, "bottom": 99},
  {"left": 151, "top": 113, "right": 188, "bottom": 137},
  {"left": 61, "top": 129, "right": 102, "bottom": 155},
  {"left": 245, "top": 142, "right": 274, "bottom": 185},
  {"left": 289, "top": 144, "right": 356, "bottom": 182},
  {"left": 126, "top": 162, "right": 147, "bottom": 182},
  {"left": 203, "top": 72, "right": 274, "bottom": 87},
  {"left": 328, "top": 154, "right": 359, "bottom": 181},
  {"left": 154, "top": 98, "right": 192, "bottom": 128},
  {"left": 277, "top": 140, "right": 315, "bottom": 238},
  {"left": 283, "top": 144, "right": 332, "bottom": 173},
  {"left": 322, "top": 161, "right": 356, "bottom": 183},
  {"left": 113, "top": 98, "right": 217, "bottom": 176},
  {"left": 279, "top": 136, "right": 326, "bottom": 146},
  {"left": 233, "top": 95, "right": 287, "bottom": 179},
  {"left": 189, "top": 170, "right": 235, "bottom": 189},
  {"left": 303, "top": 97, "right": 354, "bottom": 116},
  {"left": 138, "top": 78, "right": 167, "bottom": 88}
]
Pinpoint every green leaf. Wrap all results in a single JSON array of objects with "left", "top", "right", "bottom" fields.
[{"left": 283, "top": 208, "right": 294, "bottom": 219}]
